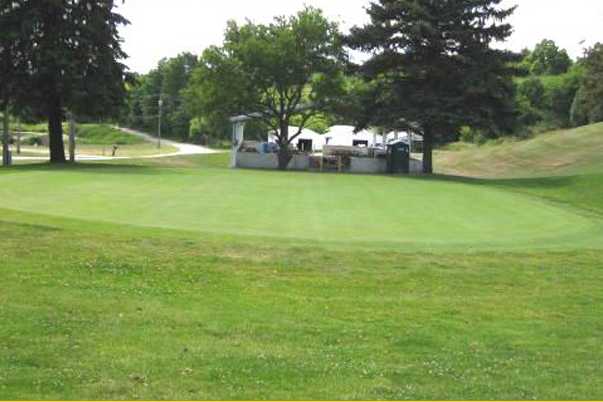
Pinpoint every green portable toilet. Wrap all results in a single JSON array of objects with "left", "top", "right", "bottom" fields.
[{"left": 387, "top": 140, "right": 410, "bottom": 174}]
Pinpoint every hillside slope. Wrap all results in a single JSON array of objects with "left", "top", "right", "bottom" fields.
[
  {"left": 436, "top": 123, "right": 603, "bottom": 178},
  {"left": 436, "top": 123, "right": 603, "bottom": 216}
]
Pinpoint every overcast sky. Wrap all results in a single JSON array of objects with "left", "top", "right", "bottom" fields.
[{"left": 116, "top": 0, "right": 603, "bottom": 74}]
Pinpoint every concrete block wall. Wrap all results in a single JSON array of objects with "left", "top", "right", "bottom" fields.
[
  {"left": 350, "top": 157, "right": 387, "bottom": 174},
  {"left": 410, "top": 159, "right": 423, "bottom": 174},
  {"left": 236, "top": 152, "right": 422, "bottom": 175},
  {"left": 235, "top": 152, "right": 310, "bottom": 171}
]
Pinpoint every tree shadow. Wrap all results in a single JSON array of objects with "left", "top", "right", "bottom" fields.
[
  {"left": 389, "top": 172, "right": 582, "bottom": 191},
  {"left": 2, "top": 162, "right": 180, "bottom": 176}
]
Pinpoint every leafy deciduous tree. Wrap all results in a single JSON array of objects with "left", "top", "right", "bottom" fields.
[
  {"left": 524, "top": 39, "right": 573, "bottom": 76},
  {"left": 186, "top": 7, "right": 347, "bottom": 169},
  {"left": 571, "top": 43, "right": 603, "bottom": 126}
]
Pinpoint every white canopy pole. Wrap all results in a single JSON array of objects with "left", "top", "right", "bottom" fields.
[{"left": 231, "top": 122, "right": 246, "bottom": 168}]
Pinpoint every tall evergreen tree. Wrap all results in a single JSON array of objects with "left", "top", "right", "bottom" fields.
[
  {"left": 347, "top": 0, "right": 517, "bottom": 173},
  {"left": 0, "top": 0, "right": 130, "bottom": 163}
]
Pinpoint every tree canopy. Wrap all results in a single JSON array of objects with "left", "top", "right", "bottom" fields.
[
  {"left": 186, "top": 7, "right": 347, "bottom": 169},
  {"left": 571, "top": 43, "right": 603, "bottom": 126},
  {"left": 124, "top": 53, "right": 199, "bottom": 142},
  {"left": 0, "top": 0, "right": 130, "bottom": 163},
  {"left": 523, "top": 39, "right": 573, "bottom": 76}
]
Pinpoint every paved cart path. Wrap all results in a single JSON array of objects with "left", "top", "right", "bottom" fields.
[{"left": 13, "top": 126, "right": 222, "bottom": 162}]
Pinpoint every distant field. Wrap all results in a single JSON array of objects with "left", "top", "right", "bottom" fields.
[{"left": 1, "top": 124, "right": 603, "bottom": 400}]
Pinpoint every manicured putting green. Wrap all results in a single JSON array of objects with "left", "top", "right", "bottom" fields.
[{"left": 1, "top": 165, "right": 599, "bottom": 249}]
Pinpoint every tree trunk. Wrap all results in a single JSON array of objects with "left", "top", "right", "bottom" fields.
[
  {"left": 2, "top": 104, "right": 9, "bottom": 167},
  {"left": 422, "top": 130, "right": 434, "bottom": 174},
  {"left": 277, "top": 122, "right": 291, "bottom": 170},
  {"left": 67, "top": 111, "right": 76, "bottom": 163},
  {"left": 48, "top": 95, "right": 66, "bottom": 163}
]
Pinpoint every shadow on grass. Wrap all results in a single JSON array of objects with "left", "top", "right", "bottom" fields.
[
  {"left": 395, "top": 171, "right": 582, "bottom": 191},
  {"left": 2, "top": 158, "right": 596, "bottom": 193},
  {"left": 0, "top": 162, "right": 180, "bottom": 176}
]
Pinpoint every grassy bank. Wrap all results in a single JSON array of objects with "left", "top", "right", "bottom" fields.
[{"left": 436, "top": 123, "right": 603, "bottom": 178}]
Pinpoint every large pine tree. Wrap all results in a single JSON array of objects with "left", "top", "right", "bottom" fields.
[
  {"left": 347, "top": 0, "right": 517, "bottom": 174},
  {"left": 0, "top": 0, "right": 130, "bottom": 163}
]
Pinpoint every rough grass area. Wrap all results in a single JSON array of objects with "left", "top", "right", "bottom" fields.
[
  {"left": 1, "top": 208, "right": 602, "bottom": 400},
  {"left": 436, "top": 123, "right": 603, "bottom": 178}
]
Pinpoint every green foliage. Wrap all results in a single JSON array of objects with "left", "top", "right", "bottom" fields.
[
  {"left": 0, "top": 0, "right": 130, "bottom": 162},
  {"left": 185, "top": 7, "right": 347, "bottom": 168},
  {"left": 571, "top": 43, "right": 603, "bottom": 126},
  {"left": 459, "top": 126, "right": 488, "bottom": 144},
  {"left": 523, "top": 39, "right": 573, "bottom": 75},
  {"left": 347, "top": 0, "right": 517, "bottom": 173},
  {"left": 123, "top": 53, "right": 198, "bottom": 142},
  {"left": 290, "top": 113, "right": 333, "bottom": 134},
  {"left": 512, "top": 67, "right": 582, "bottom": 136},
  {"left": 517, "top": 77, "right": 546, "bottom": 108}
]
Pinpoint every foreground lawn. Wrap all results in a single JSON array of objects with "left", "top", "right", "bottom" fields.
[
  {"left": 1, "top": 208, "right": 602, "bottom": 400},
  {"left": 1, "top": 148, "right": 603, "bottom": 399}
]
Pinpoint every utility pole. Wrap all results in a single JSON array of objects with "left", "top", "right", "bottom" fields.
[
  {"left": 157, "top": 97, "right": 163, "bottom": 150},
  {"left": 67, "top": 111, "right": 76, "bottom": 162},
  {"left": 16, "top": 117, "right": 21, "bottom": 155},
  {"left": 2, "top": 104, "right": 10, "bottom": 167}
]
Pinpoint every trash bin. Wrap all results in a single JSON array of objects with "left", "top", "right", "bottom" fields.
[{"left": 387, "top": 140, "right": 410, "bottom": 174}]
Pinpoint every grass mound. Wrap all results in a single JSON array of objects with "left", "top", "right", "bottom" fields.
[
  {"left": 75, "top": 124, "right": 146, "bottom": 145},
  {"left": 436, "top": 122, "right": 603, "bottom": 178}
]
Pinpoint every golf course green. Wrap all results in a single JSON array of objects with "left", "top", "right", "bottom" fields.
[
  {"left": 1, "top": 162, "right": 600, "bottom": 250},
  {"left": 1, "top": 124, "right": 603, "bottom": 400}
]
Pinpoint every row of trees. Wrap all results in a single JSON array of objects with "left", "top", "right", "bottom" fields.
[
  {"left": 505, "top": 39, "right": 603, "bottom": 142},
  {"left": 123, "top": 53, "right": 198, "bottom": 142},
  {"left": 122, "top": 0, "right": 519, "bottom": 172},
  {"left": 3, "top": 1, "right": 603, "bottom": 172}
]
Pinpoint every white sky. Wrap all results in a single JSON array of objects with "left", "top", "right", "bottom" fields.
[{"left": 116, "top": 0, "right": 603, "bottom": 74}]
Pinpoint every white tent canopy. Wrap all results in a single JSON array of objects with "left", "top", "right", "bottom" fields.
[
  {"left": 262, "top": 125, "right": 424, "bottom": 153},
  {"left": 324, "top": 125, "right": 382, "bottom": 148},
  {"left": 383, "top": 131, "right": 424, "bottom": 144},
  {"left": 268, "top": 126, "right": 325, "bottom": 152}
]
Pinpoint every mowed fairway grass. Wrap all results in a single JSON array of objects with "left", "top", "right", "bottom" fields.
[{"left": 1, "top": 125, "right": 603, "bottom": 399}]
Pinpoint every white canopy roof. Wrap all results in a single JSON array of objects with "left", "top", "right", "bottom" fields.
[
  {"left": 324, "top": 125, "right": 382, "bottom": 147},
  {"left": 268, "top": 126, "right": 325, "bottom": 151}
]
